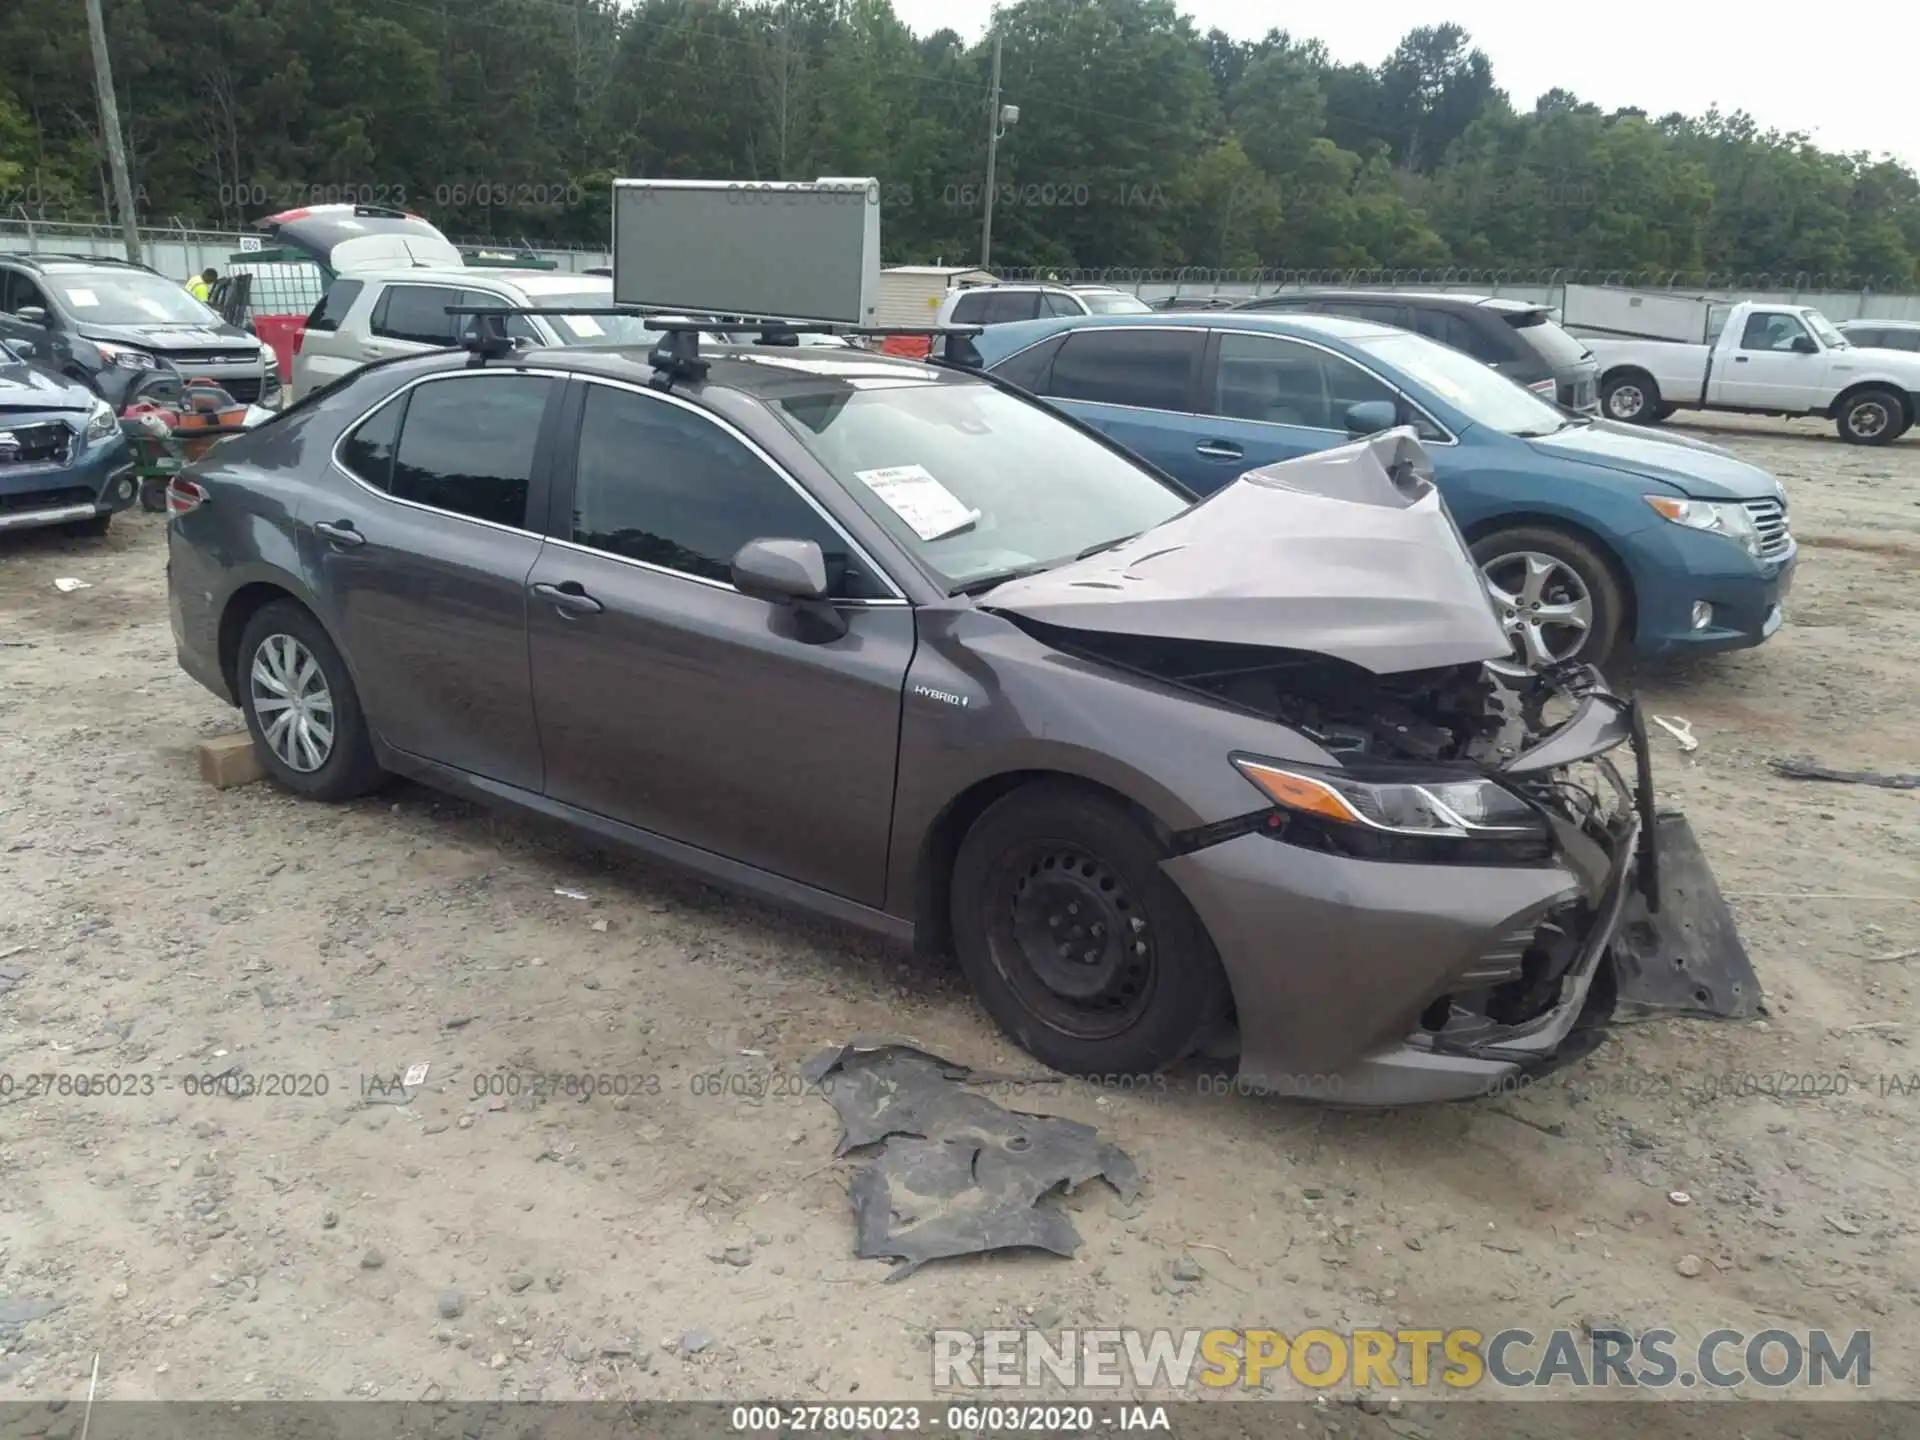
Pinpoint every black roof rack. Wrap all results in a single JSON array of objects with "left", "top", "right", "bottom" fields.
[{"left": 438, "top": 304, "right": 986, "bottom": 388}]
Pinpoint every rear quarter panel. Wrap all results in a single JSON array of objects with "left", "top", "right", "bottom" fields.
[{"left": 168, "top": 367, "right": 406, "bottom": 697}]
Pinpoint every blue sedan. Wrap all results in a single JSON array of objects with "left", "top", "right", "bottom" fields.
[{"left": 970, "top": 312, "right": 1797, "bottom": 667}]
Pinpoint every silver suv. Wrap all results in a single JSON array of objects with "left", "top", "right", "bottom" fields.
[
  {"left": 934, "top": 283, "right": 1151, "bottom": 328},
  {"left": 289, "top": 269, "right": 665, "bottom": 401}
]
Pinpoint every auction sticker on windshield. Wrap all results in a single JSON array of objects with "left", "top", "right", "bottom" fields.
[
  {"left": 856, "top": 464, "right": 979, "bottom": 541},
  {"left": 67, "top": 288, "right": 100, "bottom": 308}
]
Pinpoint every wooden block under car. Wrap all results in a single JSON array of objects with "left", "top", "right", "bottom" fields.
[{"left": 198, "top": 732, "right": 266, "bottom": 789}]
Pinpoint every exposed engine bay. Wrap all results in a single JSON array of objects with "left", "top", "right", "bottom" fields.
[{"left": 1019, "top": 621, "right": 1585, "bottom": 773}]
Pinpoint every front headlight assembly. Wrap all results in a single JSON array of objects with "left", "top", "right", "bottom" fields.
[
  {"left": 1233, "top": 756, "right": 1553, "bottom": 864},
  {"left": 1643, "top": 494, "right": 1762, "bottom": 558},
  {"left": 92, "top": 341, "right": 159, "bottom": 371},
  {"left": 85, "top": 395, "right": 118, "bottom": 442}
]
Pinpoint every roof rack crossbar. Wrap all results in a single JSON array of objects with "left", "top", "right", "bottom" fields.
[{"left": 438, "top": 304, "right": 987, "bottom": 379}]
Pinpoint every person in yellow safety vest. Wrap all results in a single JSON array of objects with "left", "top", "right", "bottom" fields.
[{"left": 185, "top": 267, "right": 217, "bottom": 302}]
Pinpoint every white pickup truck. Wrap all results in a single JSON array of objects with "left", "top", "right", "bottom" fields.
[{"left": 1582, "top": 300, "right": 1920, "bottom": 445}]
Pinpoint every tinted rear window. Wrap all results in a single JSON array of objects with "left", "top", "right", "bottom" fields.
[
  {"left": 1505, "top": 311, "right": 1592, "bottom": 367},
  {"left": 305, "top": 280, "right": 364, "bottom": 332}
]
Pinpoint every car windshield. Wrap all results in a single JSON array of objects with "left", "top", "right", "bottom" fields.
[
  {"left": 1803, "top": 311, "right": 1849, "bottom": 349},
  {"left": 531, "top": 295, "right": 663, "bottom": 346},
  {"left": 47, "top": 272, "right": 220, "bottom": 326},
  {"left": 1358, "top": 331, "right": 1570, "bottom": 437},
  {"left": 1081, "top": 292, "right": 1152, "bottom": 315},
  {"left": 768, "top": 379, "right": 1189, "bottom": 591}
]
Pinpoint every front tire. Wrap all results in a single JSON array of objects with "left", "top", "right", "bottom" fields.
[
  {"left": 1472, "top": 526, "right": 1626, "bottom": 669},
  {"left": 1836, "top": 388, "right": 1906, "bottom": 445},
  {"left": 236, "top": 600, "right": 386, "bottom": 801},
  {"left": 950, "top": 783, "right": 1229, "bottom": 1076},
  {"left": 1601, "top": 370, "right": 1663, "bottom": 425}
]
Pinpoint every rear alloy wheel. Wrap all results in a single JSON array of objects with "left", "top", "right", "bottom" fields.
[
  {"left": 951, "top": 783, "right": 1228, "bottom": 1076},
  {"left": 237, "top": 600, "right": 386, "bottom": 801},
  {"left": 1836, "top": 388, "right": 1905, "bottom": 446},
  {"left": 1473, "top": 527, "right": 1624, "bottom": 669}
]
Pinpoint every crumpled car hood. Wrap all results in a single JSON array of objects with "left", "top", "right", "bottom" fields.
[{"left": 983, "top": 428, "right": 1511, "bottom": 675}]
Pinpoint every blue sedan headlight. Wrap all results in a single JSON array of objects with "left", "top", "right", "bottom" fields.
[{"left": 1644, "top": 495, "right": 1763, "bottom": 559}]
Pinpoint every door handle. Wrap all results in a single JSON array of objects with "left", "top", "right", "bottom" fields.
[
  {"left": 531, "top": 581, "right": 604, "bottom": 616},
  {"left": 313, "top": 520, "right": 365, "bottom": 548},
  {"left": 1733, "top": 355, "right": 1748, "bottom": 363},
  {"left": 1195, "top": 440, "right": 1244, "bottom": 459}
]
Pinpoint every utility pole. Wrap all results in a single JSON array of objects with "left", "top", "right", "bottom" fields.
[
  {"left": 82, "top": 0, "right": 143, "bottom": 264},
  {"left": 979, "top": 32, "right": 1003, "bottom": 270}
]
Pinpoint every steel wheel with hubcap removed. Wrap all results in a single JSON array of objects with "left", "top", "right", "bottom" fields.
[
  {"left": 1471, "top": 527, "right": 1624, "bottom": 669},
  {"left": 236, "top": 599, "right": 387, "bottom": 801},
  {"left": 950, "top": 783, "right": 1229, "bottom": 1076}
]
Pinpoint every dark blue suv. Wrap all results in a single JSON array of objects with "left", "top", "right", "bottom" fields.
[{"left": 0, "top": 338, "right": 138, "bottom": 537}]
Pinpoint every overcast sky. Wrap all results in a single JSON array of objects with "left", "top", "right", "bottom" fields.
[{"left": 888, "top": 0, "right": 1920, "bottom": 170}]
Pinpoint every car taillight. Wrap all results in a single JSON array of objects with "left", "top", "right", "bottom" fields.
[
  {"left": 292, "top": 324, "right": 307, "bottom": 356},
  {"left": 166, "top": 477, "right": 209, "bottom": 515}
]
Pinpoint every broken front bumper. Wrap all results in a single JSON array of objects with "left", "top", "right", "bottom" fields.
[{"left": 1163, "top": 672, "right": 1755, "bottom": 1106}]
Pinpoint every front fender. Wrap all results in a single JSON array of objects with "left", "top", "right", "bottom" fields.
[{"left": 883, "top": 606, "right": 1334, "bottom": 918}]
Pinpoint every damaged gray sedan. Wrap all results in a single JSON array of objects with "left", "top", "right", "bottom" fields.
[{"left": 166, "top": 339, "right": 1757, "bottom": 1105}]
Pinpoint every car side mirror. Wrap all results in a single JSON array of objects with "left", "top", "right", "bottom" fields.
[
  {"left": 1344, "top": 400, "right": 1398, "bottom": 437},
  {"left": 1790, "top": 335, "right": 1818, "bottom": 354},
  {"left": 732, "top": 537, "right": 829, "bottom": 603},
  {"left": 732, "top": 538, "right": 847, "bottom": 643},
  {"left": 13, "top": 306, "right": 50, "bottom": 329},
  {"left": 6, "top": 340, "right": 35, "bottom": 359}
]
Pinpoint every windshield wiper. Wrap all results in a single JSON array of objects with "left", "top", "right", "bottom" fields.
[
  {"left": 952, "top": 561, "right": 1056, "bottom": 596},
  {"left": 1074, "top": 531, "right": 1139, "bottom": 561}
]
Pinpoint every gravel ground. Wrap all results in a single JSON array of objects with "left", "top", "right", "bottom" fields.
[{"left": 2, "top": 417, "right": 1917, "bottom": 1424}]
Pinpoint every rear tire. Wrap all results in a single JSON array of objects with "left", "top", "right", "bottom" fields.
[
  {"left": 1835, "top": 388, "right": 1906, "bottom": 445},
  {"left": 1601, "top": 370, "right": 1663, "bottom": 425},
  {"left": 236, "top": 600, "right": 386, "bottom": 801},
  {"left": 950, "top": 783, "right": 1229, "bottom": 1076}
]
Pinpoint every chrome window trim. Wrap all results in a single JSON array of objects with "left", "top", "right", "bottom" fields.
[
  {"left": 328, "top": 366, "right": 572, "bottom": 539},
  {"left": 564, "top": 375, "right": 909, "bottom": 606}
]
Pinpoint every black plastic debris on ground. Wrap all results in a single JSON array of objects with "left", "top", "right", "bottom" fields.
[
  {"left": 801, "top": 1038, "right": 1141, "bottom": 1280},
  {"left": 1768, "top": 756, "right": 1920, "bottom": 791}
]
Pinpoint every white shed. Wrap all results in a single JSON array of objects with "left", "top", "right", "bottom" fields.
[{"left": 876, "top": 265, "right": 997, "bottom": 327}]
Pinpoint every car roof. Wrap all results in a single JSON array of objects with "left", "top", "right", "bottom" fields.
[
  {"left": 1, "top": 255, "right": 160, "bottom": 276},
  {"left": 1256, "top": 289, "right": 1543, "bottom": 313},
  {"left": 339, "top": 266, "right": 595, "bottom": 287},
  {"left": 976, "top": 309, "right": 1404, "bottom": 347}
]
